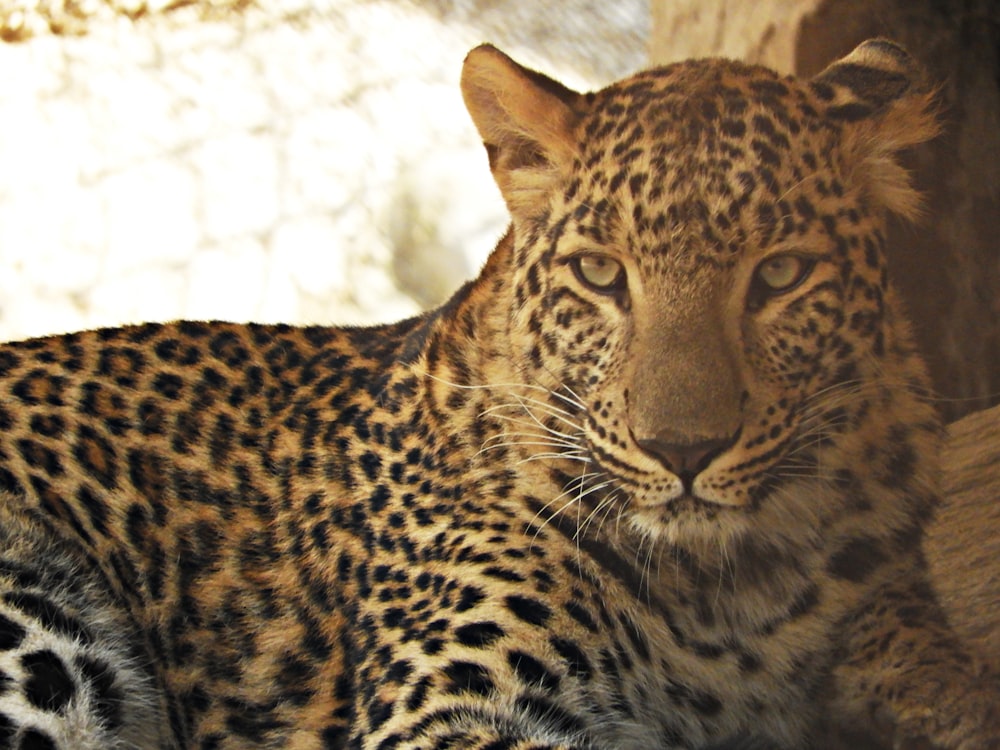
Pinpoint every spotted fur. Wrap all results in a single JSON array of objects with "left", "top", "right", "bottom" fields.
[{"left": 0, "top": 40, "right": 996, "bottom": 749}]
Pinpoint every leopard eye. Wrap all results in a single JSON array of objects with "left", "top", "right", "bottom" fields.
[
  {"left": 747, "top": 254, "right": 814, "bottom": 311},
  {"left": 756, "top": 255, "right": 808, "bottom": 291},
  {"left": 571, "top": 254, "right": 625, "bottom": 294}
]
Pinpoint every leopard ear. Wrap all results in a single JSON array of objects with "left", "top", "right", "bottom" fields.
[
  {"left": 461, "top": 44, "right": 582, "bottom": 220},
  {"left": 811, "top": 39, "right": 939, "bottom": 220}
]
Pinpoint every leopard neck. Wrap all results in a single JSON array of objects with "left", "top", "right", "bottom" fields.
[{"left": 405, "top": 228, "right": 522, "bottom": 415}]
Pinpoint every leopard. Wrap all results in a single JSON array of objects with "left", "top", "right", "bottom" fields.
[{"left": 0, "top": 37, "right": 997, "bottom": 750}]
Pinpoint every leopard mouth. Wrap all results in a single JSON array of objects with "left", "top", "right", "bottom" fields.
[
  {"left": 584, "top": 442, "right": 746, "bottom": 513},
  {"left": 619, "top": 427, "right": 747, "bottom": 508},
  {"left": 637, "top": 490, "right": 729, "bottom": 519},
  {"left": 579, "top": 419, "right": 755, "bottom": 511}
]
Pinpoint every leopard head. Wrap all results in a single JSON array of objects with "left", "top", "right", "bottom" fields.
[{"left": 461, "top": 41, "right": 939, "bottom": 551}]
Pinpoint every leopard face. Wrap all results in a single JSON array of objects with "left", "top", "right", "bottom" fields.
[{"left": 463, "top": 41, "right": 939, "bottom": 552}]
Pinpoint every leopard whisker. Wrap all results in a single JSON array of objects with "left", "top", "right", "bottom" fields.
[
  {"left": 637, "top": 533, "right": 660, "bottom": 604},
  {"left": 506, "top": 394, "right": 585, "bottom": 434},
  {"left": 477, "top": 441, "right": 589, "bottom": 460},
  {"left": 529, "top": 366, "right": 589, "bottom": 412},
  {"left": 526, "top": 471, "right": 607, "bottom": 545},
  {"left": 599, "top": 492, "right": 626, "bottom": 540},
  {"left": 785, "top": 425, "right": 848, "bottom": 458},
  {"left": 583, "top": 491, "right": 622, "bottom": 540},
  {"left": 571, "top": 481, "right": 620, "bottom": 541},
  {"left": 483, "top": 410, "right": 584, "bottom": 444},
  {"left": 550, "top": 382, "right": 587, "bottom": 411},
  {"left": 514, "top": 451, "right": 592, "bottom": 465},
  {"left": 419, "top": 370, "right": 570, "bottom": 400},
  {"left": 513, "top": 392, "right": 582, "bottom": 421},
  {"left": 481, "top": 430, "right": 583, "bottom": 452},
  {"left": 422, "top": 369, "right": 590, "bottom": 430},
  {"left": 483, "top": 394, "right": 580, "bottom": 424}
]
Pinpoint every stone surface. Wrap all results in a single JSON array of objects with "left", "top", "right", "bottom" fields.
[
  {"left": 650, "top": 0, "right": 821, "bottom": 71},
  {"left": 0, "top": 0, "right": 649, "bottom": 341}
]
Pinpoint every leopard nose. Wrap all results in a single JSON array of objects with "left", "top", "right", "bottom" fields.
[{"left": 636, "top": 436, "right": 730, "bottom": 485}]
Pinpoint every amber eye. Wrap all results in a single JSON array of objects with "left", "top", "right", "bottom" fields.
[
  {"left": 571, "top": 254, "right": 626, "bottom": 294},
  {"left": 748, "top": 254, "right": 814, "bottom": 310},
  {"left": 757, "top": 255, "right": 808, "bottom": 291}
]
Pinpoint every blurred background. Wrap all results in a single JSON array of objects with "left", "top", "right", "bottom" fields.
[
  {"left": 0, "top": 0, "right": 996, "bottom": 419},
  {"left": 0, "top": 0, "right": 649, "bottom": 338}
]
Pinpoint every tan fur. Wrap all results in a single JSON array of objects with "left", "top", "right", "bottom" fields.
[
  {"left": 846, "top": 91, "right": 939, "bottom": 220},
  {"left": 461, "top": 45, "right": 581, "bottom": 218},
  {"left": 929, "top": 404, "right": 1000, "bottom": 669},
  {"left": 814, "top": 40, "right": 941, "bottom": 220}
]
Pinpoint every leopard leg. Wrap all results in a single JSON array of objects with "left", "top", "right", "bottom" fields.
[
  {"left": 0, "top": 505, "right": 168, "bottom": 749},
  {"left": 829, "top": 571, "right": 1000, "bottom": 750}
]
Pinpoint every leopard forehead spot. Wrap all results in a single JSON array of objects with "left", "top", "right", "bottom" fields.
[{"left": 567, "top": 61, "right": 842, "bottom": 274}]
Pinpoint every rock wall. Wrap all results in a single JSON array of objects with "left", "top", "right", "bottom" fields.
[
  {"left": 649, "top": 0, "right": 820, "bottom": 72},
  {"left": 0, "top": 0, "right": 649, "bottom": 341},
  {"left": 651, "top": 0, "right": 1000, "bottom": 420}
]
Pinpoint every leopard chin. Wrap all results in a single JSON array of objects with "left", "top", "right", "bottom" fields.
[{"left": 625, "top": 495, "right": 749, "bottom": 552}]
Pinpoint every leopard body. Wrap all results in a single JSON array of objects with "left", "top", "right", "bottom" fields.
[{"left": 0, "top": 39, "right": 996, "bottom": 749}]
